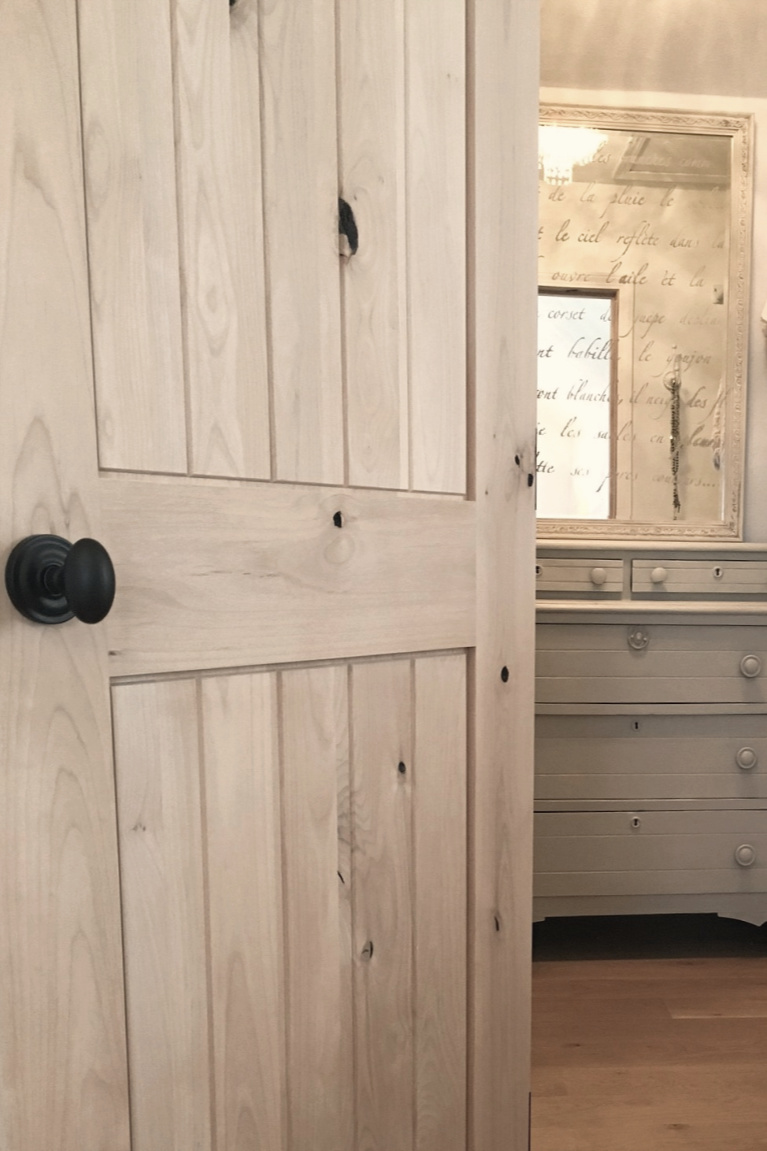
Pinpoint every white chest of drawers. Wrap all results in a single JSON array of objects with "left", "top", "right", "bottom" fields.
[{"left": 535, "top": 545, "right": 767, "bottom": 925}]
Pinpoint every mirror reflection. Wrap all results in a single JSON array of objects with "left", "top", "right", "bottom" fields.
[{"left": 536, "top": 106, "right": 752, "bottom": 539}]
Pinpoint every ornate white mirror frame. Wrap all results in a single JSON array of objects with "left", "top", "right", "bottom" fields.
[{"left": 536, "top": 104, "right": 753, "bottom": 541}]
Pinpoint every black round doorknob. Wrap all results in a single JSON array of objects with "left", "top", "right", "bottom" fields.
[{"left": 5, "top": 534, "right": 116, "bottom": 625}]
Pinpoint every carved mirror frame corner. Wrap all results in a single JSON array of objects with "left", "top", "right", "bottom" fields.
[{"left": 536, "top": 104, "right": 753, "bottom": 543}]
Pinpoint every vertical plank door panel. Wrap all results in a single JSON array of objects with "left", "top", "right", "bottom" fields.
[
  {"left": 0, "top": 2, "right": 130, "bottom": 1147},
  {"left": 407, "top": 0, "right": 466, "bottom": 494},
  {"left": 201, "top": 673, "right": 285, "bottom": 1151},
  {"left": 260, "top": 0, "right": 345, "bottom": 484},
  {"left": 113, "top": 680, "right": 211, "bottom": 1151},
  {"left": 352, "top": 659, "right": 414, "bottom": 1151},
  {"left": 340, "top": 0, "right": 409, "bottom": 490},
  {"left": 79, "top": 0, "right": 187, "bottom": 474},
  {"left": 414, "top": 655, "right": 468, "bottom": 1151},
  {"left": 280, "top": 666, "right": 354, "bottom": 1151},
  {"left": 174, "top": 0, "right": 271, "bottom": 479},
  {"left": 470, "top": 1, "right": 538, "bottom": 1149}
]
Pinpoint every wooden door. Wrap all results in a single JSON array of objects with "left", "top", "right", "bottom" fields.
[{"left": 0, "top": 2, "right": 537, "bottom": 1150}]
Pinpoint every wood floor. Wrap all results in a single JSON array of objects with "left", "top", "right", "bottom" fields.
[{"left": 532, "top": 915, "right": 767, "bottom": 1151}]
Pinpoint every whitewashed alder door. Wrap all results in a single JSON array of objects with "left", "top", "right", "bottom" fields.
[{"left": 0, "top": 2, "right": 538, "bottom": 1150}]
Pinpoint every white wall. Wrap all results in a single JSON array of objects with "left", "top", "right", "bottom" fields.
[{"left": 541, "top": 3, "right": 767, "bottom": 540}]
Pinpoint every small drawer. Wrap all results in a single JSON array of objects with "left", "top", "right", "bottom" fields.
[
  {"left": 535, "top": 713, "right": 767, "bottom": 801},
  {"left": 536, "top": 622, "right": 767, "bottom": 705},
  {"left": 534, "top": 809, "right": 767, "bottom": 898},
  {"left": 632, "top": 559, "right": 767, "bottom": 596},
  {"left": 535, "top": 557, "right": 623, "bottom": 595}
]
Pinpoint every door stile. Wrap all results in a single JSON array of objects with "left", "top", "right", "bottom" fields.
[{"left": 468, "top": 2, "right": 538, "bottom": 1151}]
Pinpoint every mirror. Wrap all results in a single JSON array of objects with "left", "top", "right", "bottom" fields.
[{"left": 536, "top": 104, "right": 753, "bottom": 540}]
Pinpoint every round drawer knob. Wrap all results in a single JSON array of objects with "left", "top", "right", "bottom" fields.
[
  {"left": 736, "top": 747, "right": 758, "bottom": 770},
  {"left": 735, "top": 844, "right": 757, "bottom": 868},
  {"left": 590, "top": 566, "right": 607, "bottom": 587},
  {"left": 740, "top": 654, "right": 763, "bottom": 679},
  {"left": 650, "top": 566, "right": 668, "bottom": 585},
  {"left": 535, "top": 564, "right": 542, "bottom": 578}
]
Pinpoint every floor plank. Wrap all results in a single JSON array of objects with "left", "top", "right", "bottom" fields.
[{"left": 532, "top": 915, "right": 767, "bottom": 1150}]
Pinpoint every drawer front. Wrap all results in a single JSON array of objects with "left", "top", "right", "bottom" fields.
[
  {"left": 536, "top": 623, "right": 767, "bottom": 704},
  {"left": 536, "top": 557, "right": 623, "bottom": 595},
  {"left": 535, "top": 714, "right": 767, "bottom": 801},
  {"left": 534, "top": 809, "right": 767, "bottom": 898},
  {"left": 632, "top": 558, "right": 767, "bottom": 596}
]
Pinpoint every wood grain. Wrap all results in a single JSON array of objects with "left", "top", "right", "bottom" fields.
[
  {"left": 260, "top": 0, "right": 344, "bottom": 484},
  {"left": 408, "top": 0, "right": 466, "bottom": 495},
  {"left": 413, "top": 655, "right": 467, "bottom": 1151},
  {"left": 280, "top": 666, "right": 353, "bottom": 1151},
  {"left": 532, "top": 954, "right": 767, "bottom": 1151},
  {"left": 112, "top": 679, "right": 211, "bottom": 1151},
  {"left": 469, "top": 1, "right": 539, "bottom": 1149},
  {"left": 102, "top": 477, "right": 475, "bottom": 676},
  {"left": 0, "top": 3, "right": 130, "bottom": 1147},
  {"left": 173, "top": 0, "right": 271, "bottom": 479},
  {"left": 339, "top": 0, "right": 409, "bottom": 490},
  {"left": 201, "top": 673, "right": 285, "bottom": 1151},
  {"left": 352, "top": 659, "right": 415, "bottom": 1151},
  {"left": 79, "top": 0, "right": 187, "bottom": 474}
]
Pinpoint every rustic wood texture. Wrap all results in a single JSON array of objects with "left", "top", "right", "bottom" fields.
[
  {"left": 339, "top": 0, "right": 409, "bottom": 491},
  {"left": 407, "top": 0, "right": 466, "bottom": 495},
  {"left": 173, "top": 0, "right": 271, "bottom": 479},
  {"left": 280, "top": 666, "right": 353, "bottom": 1151},
  {"left": 79, "top": 0, "right": 187, "bottom": 474},
  {"left": 469, "top": 1, "right": 538, "bottom": 1149},
  {"left": 201, "top": 673, "right": 285, "bottom": 1151},
  {"left": 0, "top": 3, "right": 130, "bottom": 1147},
  {"left": 413, "top": 655, "right": 467, "bottom": 1151},
  {"left": 112, "top": 679, "right": 211, "bottom": 1151},
  {"left": 532, "top": 953, "right": 767, "bottom": 1151},
  {"left": 352, "top": 659, "right": 415, "bottom": 1151},
  {"left": 111, "top": 655, "right": 471, "bottom": 1151},
  {"left": 339, "top": 0, "right": 467, "bottom": 495},
  {"left": 260, "top": 0, "right": 344, "bottom": 484},
  {"left": 3, "top": 2, "right": 537, "bottom": 1145},
  {"left": 102, "top": 477, "right": 475, "bottom": 676}
]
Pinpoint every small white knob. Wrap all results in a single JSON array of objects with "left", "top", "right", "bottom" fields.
[
  {"left": 590, "top": 566, "right": 607, "bottom": 586},
  {"left": 735, "top": 844, "right": 757, "bottom": 868},
  {"left": 736, "top": 747, "right": 758, "bottom": 770},
  {"left": 650, "top": 566, "right": 668, "bottom": 585},
  {"left": 740, "top": 655, "right": 763, "bottom": 679}
]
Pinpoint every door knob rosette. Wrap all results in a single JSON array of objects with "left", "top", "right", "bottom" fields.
[{"left": 5, "top": 534, "right": 116, "bottom": 625}]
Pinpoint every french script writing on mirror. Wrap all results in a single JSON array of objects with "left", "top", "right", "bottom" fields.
[
  {"left": 537, "top": 288, "right": 616, "bottom": 520},
  {"left": 536, "top": 104, "right": 752, "bottom": 541}
]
